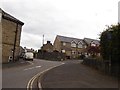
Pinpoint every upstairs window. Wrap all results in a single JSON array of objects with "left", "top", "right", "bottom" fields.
[
  {"left": 71, "top": 41, "right": 76, "bottom": 47},
  {"left": 78, "top": 44, "right": 83, "bottom": 48},
  {"left": 78, "top": 41, "right": 83, "bottom": 48},
  {"left": 84, "top": 45, "right": 87, "bottom": 48},
  {"left": 63, "top": 42, "right": 66, "bottom": 46},
  {"left": 91, "top": 41, "right": 96, "bottom": 46}
]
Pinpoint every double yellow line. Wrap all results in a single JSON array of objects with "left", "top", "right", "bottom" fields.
[
  {"left": 27, "top": 72, "right": 41, "bottom": 90},
  {"left": 27, "top": 63, "right": 65, "bottom": 90}
]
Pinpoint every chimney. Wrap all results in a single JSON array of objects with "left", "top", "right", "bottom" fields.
[{"left": 47, "top": 41, "right": 51, "bottom": 44}]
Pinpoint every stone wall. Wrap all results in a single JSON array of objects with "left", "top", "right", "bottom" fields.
[
  {"left": 0, "top": 12, "right": 2, "bottom": 64},
  {"left": 37, "top": 50, "right": 66, "bottom": 61},
  {"left": 2, "top": 18, "right": 22, "bottom": 63},
  {"left": 53, "top": 37, "right": 61, "bottom": 52}
]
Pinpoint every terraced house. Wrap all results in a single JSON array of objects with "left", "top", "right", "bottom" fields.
[
  {"left": 0, "top": 8, "right": 24, "bottom": 63},
  {"left": 53, "top": 35, "right": 100, "bottom": 59},
  {"left": 53, "top": 35, "right": 87, "bottom": 59}
]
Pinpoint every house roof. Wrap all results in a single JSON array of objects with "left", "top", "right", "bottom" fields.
[
  {"left": 84, "top": 38, "right": 100, "bottom": 45},
  {"left": 0, "top": 8, "right": 24, "bottom": 25},
  {"left": 56, "top": 35, "right": 85, "bottom": 44}
]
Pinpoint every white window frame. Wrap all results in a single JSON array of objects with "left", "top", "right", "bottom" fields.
[
  {"left": 71, "top": 41, "right": 76, "bottom": 47},
  {"left": 78, "top": 41, "right": 83, "bottom": 48},
  {"left": 63, "top": 42, "right": 66, "bottom": 46},
  {"left": 78, "top": 44, "right": 83, "bottom": 48},
  {"left": 72, "top": 50, "right": 75, "bottom": 54},
  {"left": 62, "top": 49, "right": 65, "bottom": 53},
  {"left": 91, "top": 41, "right": 96, "bottom": 46}
]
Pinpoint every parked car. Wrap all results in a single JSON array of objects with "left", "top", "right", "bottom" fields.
[{"left": 23, "top": 52, "right": 33, "bottom": 61}]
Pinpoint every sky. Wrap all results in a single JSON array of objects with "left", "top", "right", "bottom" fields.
[{"left": 1, "top": 0, "right": 119, "bottom": 50}]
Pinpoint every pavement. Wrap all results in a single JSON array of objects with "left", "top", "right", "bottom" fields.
[
  {"left": 2, "top": 58, "right": 30, "bottom": 69},
  {"left": 40, "top": 60, "right": 119, "bottom": 89}
]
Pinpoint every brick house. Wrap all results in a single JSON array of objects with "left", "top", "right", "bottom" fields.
[
  {"left": 0, "top": 8, "right": 24, "bottom": 63},
  {"left": 53, "top": 35, "right": 87, "bottom": 59}
]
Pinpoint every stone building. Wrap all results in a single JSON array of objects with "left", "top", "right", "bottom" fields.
[
  {"left": 41, "top": 41, "right": 53, "bottom": 52},
  {"left": 83, "top": 38, "right": 100, "bottom": 56},
  {"left": 0, "top": 8, "right": 24, "bottom": 63},
  {"left": 53, "top": 35, "right": 87, "bottom": 59},
  {"left": 83, "top": 38, "right": 100, "bottom": 47}
]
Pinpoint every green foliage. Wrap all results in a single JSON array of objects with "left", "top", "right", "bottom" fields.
[{"left": 100, "top": 24, "right": 120, "bottom": 61}]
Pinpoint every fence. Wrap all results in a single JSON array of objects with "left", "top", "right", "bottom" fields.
[{"left": 83, "top": 58, "right": 114, "bottom": 75}]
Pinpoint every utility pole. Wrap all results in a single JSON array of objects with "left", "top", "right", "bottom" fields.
[{"left": 42, "top": 34, "right": 44, "bottom": 46}]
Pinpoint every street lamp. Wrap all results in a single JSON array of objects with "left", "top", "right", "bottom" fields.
[{"left": 106, "top": 29, "right": 113, "bottom": 74}]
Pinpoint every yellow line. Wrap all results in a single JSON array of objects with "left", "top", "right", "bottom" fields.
[
  {"left": 30, "top": 73, "right": 40, "bottom": 88},
  {"left": 27, "top": 72, "right": 41, "bottom": 89},
  {"left": 27, "top": 63, "right": 65, "bottom": 89}
]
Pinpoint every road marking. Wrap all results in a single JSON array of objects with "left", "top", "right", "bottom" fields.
[
  {"left": 62, "top": 63, "right": 65, "bottom": 64},
  {"left": 38, "top": 62, "right": 65, "bottom": 89},
  {"left": 24, "top": 66, "right": 41, "bottom": 71},
  {"left": 27, "top": 62, "right": 65, "bottom": 89}
]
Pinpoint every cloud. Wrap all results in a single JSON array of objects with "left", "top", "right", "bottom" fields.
[
  {"left": 1, "top": 0, "right": 119, "bottom": 50},
  {"left": 20, "top": 32, "right": 42, "bottom": 50}
]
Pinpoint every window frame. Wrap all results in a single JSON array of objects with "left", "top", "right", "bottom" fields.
[{"left": 71, "top": 41, "right": 76, "bottom": 47}]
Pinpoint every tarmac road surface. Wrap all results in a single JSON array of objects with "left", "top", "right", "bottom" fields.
[
  {"left": 41, "top": 60, "right": 119, "bottom": 88},
  {"left": 2, "top": 59, "right": 63, "bottom": 89}
]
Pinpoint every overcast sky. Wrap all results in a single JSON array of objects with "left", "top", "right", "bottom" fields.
[{"left": 1, "top": 0, "right": 119, "bottom": 50}]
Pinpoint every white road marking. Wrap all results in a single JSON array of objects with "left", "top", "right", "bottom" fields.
[{"left": 24, "top": 66, "right": 41, "bottom": 71}]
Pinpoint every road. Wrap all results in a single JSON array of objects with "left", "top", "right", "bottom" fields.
[
  {"left": 41, "top": 60, "right": 119, "bottom": 88},
  {"left": 2, "top": 59, "right": 63, "bottom": 88}
]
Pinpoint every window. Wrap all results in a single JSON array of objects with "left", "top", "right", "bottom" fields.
[
  {"left": 78, "top": 44, "right": 83, "bottom": 48},
  {"left": 71, "top": 41, "right": 76, "bottom": 47},
  {"left": 84, "top": 45, "right": 87, "bottom": 48},
  {"left": 63, "top": 42, "right": 66, "bottom": 46},
  {"left": 72, "top": 51, "right": 75, "bottom": 54},
  {"left": 91, "top": 41, "right": 96, "bottom": 46},
  {"left": 61, "top": 50, "right": 65, "bottom": 53},
  {"left": 78, "top": 41, "right": 83, "bottom": 48}
]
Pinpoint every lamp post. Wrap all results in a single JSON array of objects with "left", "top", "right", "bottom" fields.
[
  {"left": 76, "top": 43, "right": 78, "bottom": 58},
  {"left": 107, "top": 29, "right": 113, "bottom": 74}
]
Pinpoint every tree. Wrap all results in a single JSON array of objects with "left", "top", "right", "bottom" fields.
[
  {"left": 100, "top": 24, "right": 120, "bottom": 61},
  {"left": 100, "top": 23, "right": 120, "bottom": 75},
  {"left": 87, "top": 45, "right": 100, "bottom": 57}
]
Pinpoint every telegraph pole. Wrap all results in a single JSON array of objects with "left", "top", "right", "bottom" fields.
[{"left": 42, "top": 34, "right": 44, "bottom": 46}]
